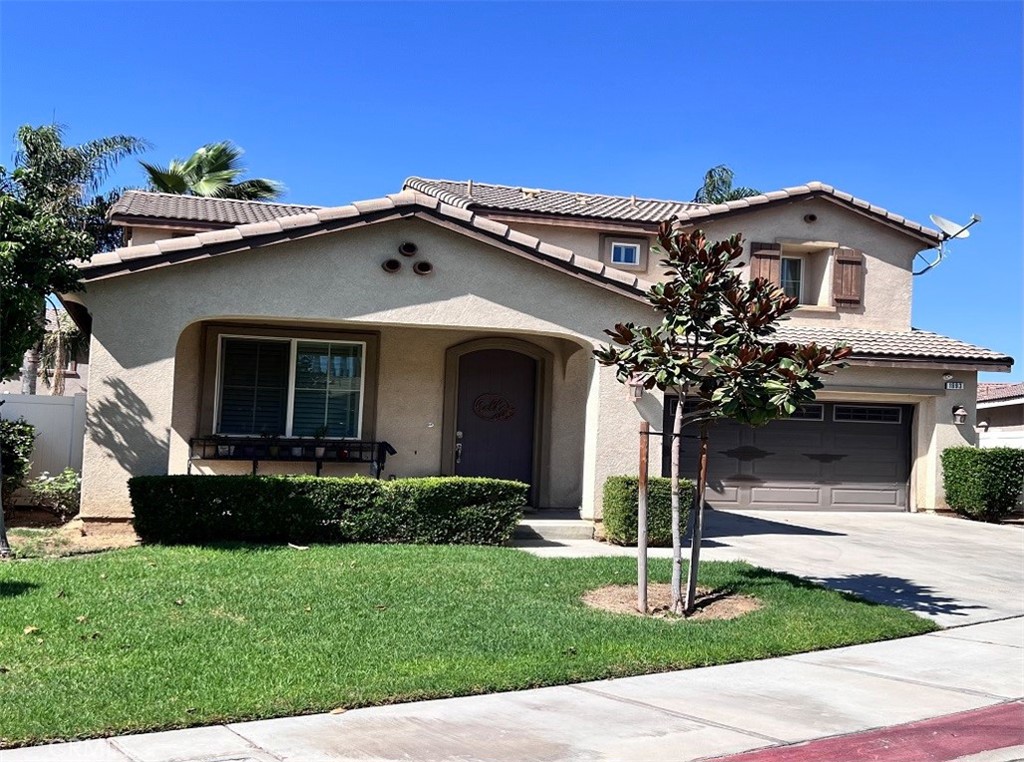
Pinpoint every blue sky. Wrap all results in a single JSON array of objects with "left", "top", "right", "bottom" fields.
[{"left": 2, "top": 1, "right": 1021, "bottom": 380}]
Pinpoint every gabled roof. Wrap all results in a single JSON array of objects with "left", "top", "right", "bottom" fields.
[
  {"left": 79, "top": 190, "right": 652, "bottom": 296},
  {"left": 978, "top": 382, "right": 1024, "bottom": 403},
  {"left": 404, "top": 177, "right": 943, "bottom": 246},
  {"left": 109, "top": 190, "right": 321, "bottom": 227}
]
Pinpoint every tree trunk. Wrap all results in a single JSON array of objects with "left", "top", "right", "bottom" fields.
[
  {"left": 670, "top": 394, "right": 685, "bottom": 614},
  {"left": 51, "top": 334, "right": 67, "bottom": 396},
  {"left": 684, "top": 421, "right": 710, "bottom": 615},
  {"left": 0, "top": 408, "right": 12, "bottom": 559},
  {"left": 20, "top": 348, "right": 38, "bottom": 396},
  {"left": 637, "top": 421, "right": 649, "bottom": 614}
]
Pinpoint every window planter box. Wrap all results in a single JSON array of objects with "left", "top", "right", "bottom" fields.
[{"left": 188, "top": 436, "right": 396, "bottom": 477}]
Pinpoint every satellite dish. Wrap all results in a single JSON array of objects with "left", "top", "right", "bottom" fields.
[
  {"left": 915, "top": 213, "right": 981, "bottom": 276},
  {"left": 930, "top": 214, "right": 973, "bottom": 240}
]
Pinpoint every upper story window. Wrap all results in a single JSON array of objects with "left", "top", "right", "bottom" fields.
[
  {"left": 610, "top": 242, "right": 640, "bottom": 266},
  {"left": 600, "top": 235, "right": 649, "bottom": 271},
  {"left": 780, "top": 257, "right": 803, "bottom": 300},
  {"left": 216, "top": 336, "right": 364, "bottom": 438},
  {"left": 750, "top": 241, "right": 865, "bottom": 310}
]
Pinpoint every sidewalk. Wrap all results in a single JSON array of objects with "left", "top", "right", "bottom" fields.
[{"left": 4, "top": 616, "right": 1021, "bottom": 762}]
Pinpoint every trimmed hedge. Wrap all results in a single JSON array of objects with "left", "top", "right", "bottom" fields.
[
  {"left": 941, "top": 447, "right": 1024, "bottom": 521},
  {"left": 602, "top": 475, "right": 693, "bottom": 546},
  {"left": 129, "top": 475, "right": 528, "bottom": 545},
  {"left": 1, "top": 417, "right": 36, "bottom": 506}
]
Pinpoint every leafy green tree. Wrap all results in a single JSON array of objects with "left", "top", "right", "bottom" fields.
[
  {"left": 1, "top": 124, "right": 148, "bottom": 386},
  {"left": 693, "top": 164, "right": 760, "bottom": 204},
  {"left": 0, "top": 185, "right": 91, "bottom": 380},
  {"left": 596, "top": 225, "right": 850, "bottom": 615},
  {"left": 141, "top": 141, "right": 284, "bottom": 200}
]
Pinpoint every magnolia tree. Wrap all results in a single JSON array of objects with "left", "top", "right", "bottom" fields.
[{"left": 596, "top": 224, "right": 851, "bottom": 615}]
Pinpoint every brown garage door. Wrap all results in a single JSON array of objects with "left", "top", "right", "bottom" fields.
[{"left": 663, "top": 400, "right": 913, "bottom": 511}]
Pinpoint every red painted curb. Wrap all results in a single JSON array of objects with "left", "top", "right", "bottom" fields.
[{"left": 713, "top": 701, "right": 1024, "bottom": 762}]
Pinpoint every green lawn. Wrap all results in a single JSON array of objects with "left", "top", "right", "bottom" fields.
[{"left": 0, "top": 544, "right": 935, "bottom": 747}]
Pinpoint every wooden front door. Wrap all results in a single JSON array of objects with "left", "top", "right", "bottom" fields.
[{"left": 455, "top": 349, "right": 536, "bottom": 487}]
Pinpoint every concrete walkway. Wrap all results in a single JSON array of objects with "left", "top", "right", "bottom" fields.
[{"left": 4, "top": 616, "right": 1021, "bottom": 762}]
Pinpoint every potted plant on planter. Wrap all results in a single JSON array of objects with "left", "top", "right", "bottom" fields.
[
  {"left": 291, "top": 439, "right": 305, "bottom": 458},
  {"left": 212, "top": 434, "right": 235, "bottom": 458},
  {"left": 260, "top": 430, "right": 280, "bottom": 458},
  {"left": 313, "top": 425, "right": 329, "bottom": 458}
]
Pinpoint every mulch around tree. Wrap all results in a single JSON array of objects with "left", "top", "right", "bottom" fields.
[{"left": 583, "top": 583, "right": 762, "bottom": 621}]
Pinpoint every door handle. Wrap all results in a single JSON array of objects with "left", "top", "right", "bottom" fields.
[{"left": 455, "top": 442, "right": 463, "bottom": 465}]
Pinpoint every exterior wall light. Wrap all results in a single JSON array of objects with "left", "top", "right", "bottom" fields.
[
  {"left": 627, "top": 375, "right": 645, "bottom": 401},
  {"left": 952, "top": 405, "right": 969, "bottom": 425}
]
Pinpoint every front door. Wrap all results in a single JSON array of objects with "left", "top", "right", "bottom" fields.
[{"left": 455, "top": 349, "right": 536, "bottom": 487}]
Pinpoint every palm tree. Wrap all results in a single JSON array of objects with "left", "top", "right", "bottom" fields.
[
  {"left": 692, "top": 165, "right": 761, "bottom": 205},
  {"left": 38, "top": 309, "right": 87, "bottom": 396},
  {"left": 141, "top": 142, "right": 285, "bottom": 201}
]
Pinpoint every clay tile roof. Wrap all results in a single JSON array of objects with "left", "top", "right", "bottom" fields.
[
  {"left": 772, "top": 326, "right": 1013, "bottom": 365},
  {"left": 978, "top": 382, "right": 1024, "bottom": 402},
  {"left": 109, "top": 190, "right": 321, "bottom": 227},
  {"left": 404, "top": 177, "right": 942, "bottom": 244},
  {"left": 403, "top": 177, "right": 705, "bottom": 223}
]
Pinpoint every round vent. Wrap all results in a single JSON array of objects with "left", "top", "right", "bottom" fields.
[{"left": 382, "top": 259, "right": 402, "bottom": 273}]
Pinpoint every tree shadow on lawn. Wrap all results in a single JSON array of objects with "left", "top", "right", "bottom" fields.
[{"left": 0, "top": 581, "right": 40, "bottom": 598}]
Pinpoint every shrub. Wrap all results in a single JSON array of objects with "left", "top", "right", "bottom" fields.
[
  {"left": 941, "top": 447, "right": 1024, "bottom": 521},
  {"left": 0, "top": 417, "right": 36, "bottom": 506},
  {"left": 383, "top": 477, "right": 527, "bottom": 545},
  {"left": 602, "top": 475, "right": 693, "bottom": 546},
  {"left": 129, "top": 475, "right": 527, "bottom": 546},
  {"left": 28, "top": 467, "right": 81, "bottom": 521}
]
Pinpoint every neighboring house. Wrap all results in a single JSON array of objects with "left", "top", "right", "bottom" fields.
[
  {"left": 0, "top": 309, "right": 89, "bottom": 397},
  {"left": 65, "top": 179, "right": 1013, "bottom": 523},
  {"left": 977, "top": 382, "right": 1024, "bottom": 448}
]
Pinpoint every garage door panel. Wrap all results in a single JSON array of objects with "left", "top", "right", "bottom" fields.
[
  {"left": 665, "top": 400, "right": 911, "bottom": 511},
  {"left": 750, "top": 486, "right": 822, "bottom": 505},
  {"left": 832, "top": 488, "right": 902, "bottom": 507}
]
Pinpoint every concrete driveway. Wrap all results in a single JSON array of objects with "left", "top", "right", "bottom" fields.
[{"left": 520, "top": 510, "right": 1024, "bottom": 627}]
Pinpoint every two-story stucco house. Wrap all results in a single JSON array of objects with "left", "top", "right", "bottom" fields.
[{"left": 64, "top": 178, "right": 1013, "bottom": 524}]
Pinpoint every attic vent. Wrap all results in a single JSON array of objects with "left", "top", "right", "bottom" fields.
[
  {"left": 575, "top": 194, "right": 588, "bottom": 205},
  {"left": 466, "top": 179, "right": 474, "bottom": 197},
  {"left": 520, "top": 187, "right": 541, "bottom": 199},
  {"left": 630, "top": 194, "right": 637, "bottom": 206}
]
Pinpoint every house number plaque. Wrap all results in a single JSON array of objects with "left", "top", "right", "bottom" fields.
[{"left": 944, "top": 381, "right": 965, "bottom": 390}]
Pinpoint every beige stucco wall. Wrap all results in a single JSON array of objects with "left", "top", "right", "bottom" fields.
[
  {"left": 76, "top": 216, "right": 652, "bottom": 519},
  {"left": 76, "top": 212, "right": 968, "bottom": 523},
  {"left": 497, "top": 198, "right": 926, "bottom": 332}
]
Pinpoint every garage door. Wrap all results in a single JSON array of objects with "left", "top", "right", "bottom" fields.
[{"left": 663, "top": 400, "right": 913, "bottom": 511}]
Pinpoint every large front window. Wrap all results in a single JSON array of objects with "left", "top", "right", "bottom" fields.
[{"left": 216, "top": 337, "right": 364, "bottom": 438}]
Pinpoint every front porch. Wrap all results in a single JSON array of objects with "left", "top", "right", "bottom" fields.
[{"left": 159, "top": 319, "right": 601, "bottom": 511}]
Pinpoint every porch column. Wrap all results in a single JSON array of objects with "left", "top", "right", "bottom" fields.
[
  {"left": 581, "top": 361, "right": 663, "bottom": 521},
  {"left": 79, "top": 325, "right": 178, "bottom": 521}
]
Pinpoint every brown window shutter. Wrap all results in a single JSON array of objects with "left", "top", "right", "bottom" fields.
[
  {"left": 749, "top": 242, "right": 781, "bottom": 285},
  {"left": 832, "top": 247, "right": 865, "bottom": 307}
]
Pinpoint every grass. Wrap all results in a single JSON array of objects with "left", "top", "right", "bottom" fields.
[
  {"left": 0, "top": 543, "right": 936, "bottom": 747},
  {"left": 7, "top": 527, "right": 71, "bottom": 559}
]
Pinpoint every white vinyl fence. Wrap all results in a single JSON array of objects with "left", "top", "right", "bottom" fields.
[
  {"left": 1, "top": 393, "right": 87, "bottom": 503},
  {"left": 979, "top": 428, "right": 1024, "bottom": 449}
]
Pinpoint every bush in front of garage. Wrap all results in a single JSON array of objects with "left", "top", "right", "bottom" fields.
[
  {"left": 602, "top": 475, "right": 693, "bottom": 546},
  {"left": 940, "top": 447, "right": 1024, "bottom": 521},
  {"left": 129, "top": 474, "right": 527, "bottom": 545}
]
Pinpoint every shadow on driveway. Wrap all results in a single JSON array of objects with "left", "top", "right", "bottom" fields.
[
  {"left": 701, "top": 509, "right": 846, "bottom": 540},
  {"left": 810, "top": 573, "right": 989, "bottom": 620}
]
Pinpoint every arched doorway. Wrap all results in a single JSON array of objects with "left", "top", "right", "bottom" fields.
[{"left": 442, "top": 338, "right": 552, "bottom": 505}]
